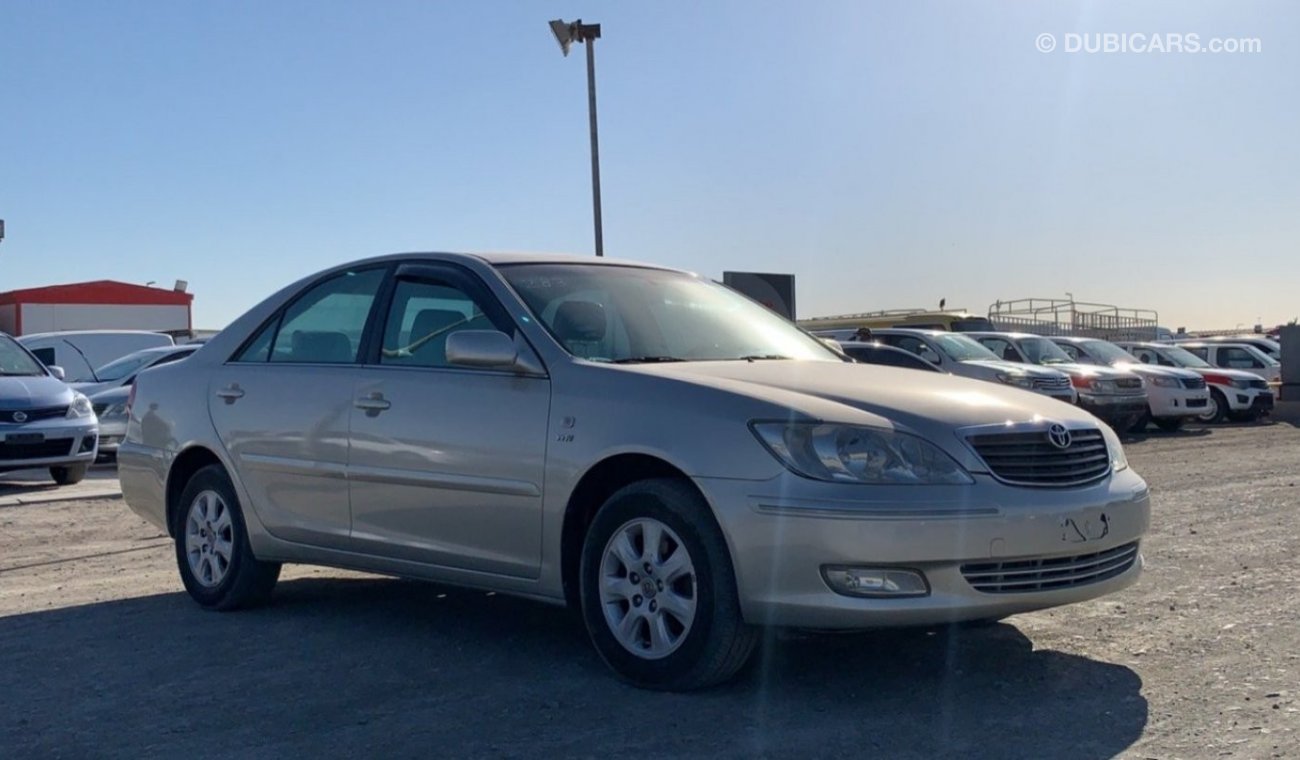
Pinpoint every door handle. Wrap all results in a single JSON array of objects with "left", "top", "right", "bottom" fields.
[
  {"left": 354, "top": 393, "right": 391, "bottom": 414},
  {"left": 216, "top": 385, "right": 245, "bottom": 404}
]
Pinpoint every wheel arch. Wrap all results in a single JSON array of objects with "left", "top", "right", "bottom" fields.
[
  {"left": 560, "top": 453, "right": 721, "bottom": 611},
  {"left": 165, "top": 446, "right": 226, "bottom": 536}
]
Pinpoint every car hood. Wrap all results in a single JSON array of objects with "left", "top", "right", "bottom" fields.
[
  {"left": 626, "top": 360, "right": 1100, "bottom": 432},
  {"left": 1107, "top": 362, "right": 1201, "bottom": 380},
  {"left": 960, "top": 359, "right": 1068, "bottom": 377},
  {"left": 1191, "top": 367, "right": 1272, "bottom": 384},
  {"left": 0, "top": 375, "right": 75, "bottom": 409}
]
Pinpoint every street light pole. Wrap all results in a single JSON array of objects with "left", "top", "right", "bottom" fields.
[{"left": 550, "top": 19, "right": 604, "bottom": 257}]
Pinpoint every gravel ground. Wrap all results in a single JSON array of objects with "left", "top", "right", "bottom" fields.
[{"left": 1, "top": 420, "right": 1297, "bottom": 759}]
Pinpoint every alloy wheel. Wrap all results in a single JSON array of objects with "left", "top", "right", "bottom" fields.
[
  {"left": 184, "top": 490, "right": 234, "bottom": 588},
  {"left": 598, "top": 518, "right": 698, "bottom": 659}
]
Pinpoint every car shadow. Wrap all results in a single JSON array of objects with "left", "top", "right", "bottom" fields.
[
  {"left": 0, "top": 576, "right": 1147, "bottom": 759},
  {"left": 0, "top": 465, "right": 118, "bottom": 498}
]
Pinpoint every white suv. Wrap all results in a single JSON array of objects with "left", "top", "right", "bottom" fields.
[
  {"left": 872, "top": 329, "right": 1077, "bottom": 403},
  {"left": 1051, "top": 337, "right": 1210, "bottom": 432},
  {"left": 1117, "top": 342, "right": 1274, "bottom": 423},
  {"left": 1175, "top": 342, "right": 1281, "bottom": 386}
]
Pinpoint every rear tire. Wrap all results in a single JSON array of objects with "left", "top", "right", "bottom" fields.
[
  {"left": 1153, "top": 417, "right": 1186, "bottom": 433},
  {"left": 579, "top": 478, "right": 758, "bottom": 691},
  {"left": 1127, "top": 413, "right": 1151, "bottom": 434},
  {"left": 173, "top": 464, "right": 280, "bottom": 611},
  {"left": 50, "top": 464, "right": 88, "bottom": 486},
  {"left": 1197, "top": 389, "right": 1229, "bottom": 424}
]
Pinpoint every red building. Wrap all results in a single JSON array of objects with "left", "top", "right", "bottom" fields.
[{"left": 0, "top": 280, "right": 193, "bottom": 336}]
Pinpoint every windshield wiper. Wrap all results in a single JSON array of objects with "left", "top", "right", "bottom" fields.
[
  {"left": 735, "top": 354, "right": 792, "bottom": 362},
  {"left": 608, "top": 356, "right": 688, "bottom": 364},
  {"left": 61, "top": 340, "right": 100, "bottom": 382}
]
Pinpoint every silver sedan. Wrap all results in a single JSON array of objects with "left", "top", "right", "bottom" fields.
[{"left": 119, "top": 253, "right": 1150, "bottom": 690}]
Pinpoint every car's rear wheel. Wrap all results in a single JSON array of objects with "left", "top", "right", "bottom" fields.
[
  {"left": 50, "top": 464, "right": 88, "bottom": 486},
  {"left": 1196, "top": 389, "right": 1228, "bottom": 424},
  {"left": 174, "top": 464, "right": 280, "bottom": 610},
  {"left": 1153, "top": 417, "right": 1186, "bottom": 433},
  {"left": 579, "top": 478, "right": 758, "bottom": 691},
  {"left": 1126, "top": 413, "right": 1151, "bottom": 434}
]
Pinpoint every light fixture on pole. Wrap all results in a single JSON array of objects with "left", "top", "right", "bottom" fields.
[{"left": 549, "top": 18, "right": 605, "bottom": 257}]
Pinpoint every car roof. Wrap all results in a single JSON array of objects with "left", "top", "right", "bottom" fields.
[
  {"left": 19, "top": 329, "right": 172, "bottom": 340},
  {"left": 336, "top": 250, "right": 677, "bottom": 273},
  {"left": 870, "top": 328, "right": 951, "bottom": 337},
  {"left": 963, "top": 331, "right": 1050, "bottom": 340}
]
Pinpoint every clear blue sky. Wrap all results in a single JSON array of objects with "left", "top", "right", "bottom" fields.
[{"left": 2, "top": 1, "right": 1296, "bottom": 331}]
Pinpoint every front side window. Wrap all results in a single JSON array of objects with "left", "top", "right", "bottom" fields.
[
  {"left": 932, "top": 334, "right": 1000, "bottom": 362},
  {"left": 501, "top": 264, "right": 837, "bottom": 363},
  {"left": 1160, "top": 346, "right": 1211, "bottom": 368},
  {"left": 378, "top": 278, "right": 505, "bottom": 368},
  {"left": 1221, "top": 347, "right": 1262, "bottom": 369},
  {"left": 976, "top": 337, "right": 1018, "bottom": 362},
  {"left": 0, "top": 337, "right": 47, "bottom": 376},
  {"left": 234, "top": 269, "right": 385, "bottom": 364}
]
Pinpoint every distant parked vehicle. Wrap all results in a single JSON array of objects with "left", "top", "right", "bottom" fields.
[
  {"left": 19, "top": 330, "right": 174, "bottom": 383},
  {"left": 1171, "top": 335, "right": 1280, "bottom": 360},
  {"left": 0, "top": 333, "right": 98, "bottom": 484},
  {"left": 87, "top": 385, "right": 130, "bottom": 459},
  {"left": 966, "top": 332, "right": 1148, "bottom": 432},
  {"left": 1050, "top": 337, "right": 1210, "bottom": 432},
  {"left": 835, "top": 341, "right": 945, "bottom": 372},
  {"left": 72, "top": 344, "right": 201, "bottom": 396},
  {"left": 799, "top": 309, "right": 995, "bottom": 334},
  {"left": 871, "top": 328, "right": 1077, "bottom": 403},
  {"left": 1117, "top": 342, "right": 1274, "bottom": 423},
  {"left": 1174, "top": 342, "right": 1281, "bottom": 386}
]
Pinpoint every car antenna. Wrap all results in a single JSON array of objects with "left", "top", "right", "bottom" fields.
[{"left": 61, "top": 339, "right": 101, "bottom": 382}]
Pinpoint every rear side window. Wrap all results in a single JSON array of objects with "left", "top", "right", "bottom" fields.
[{"left": 233, "top": 269, "right": 386, "bottom": 364}]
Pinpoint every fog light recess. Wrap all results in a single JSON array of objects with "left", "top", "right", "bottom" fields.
[
  {"left": 822, "top": 566, "right": 930, "bottom": 598},
  {"left": 79, "top": 435, "right": 97, "bottom": 453}
]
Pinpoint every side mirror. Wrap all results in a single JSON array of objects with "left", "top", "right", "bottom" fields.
[
  {"left": 446, "top": 330, "right": 519, "bottom": 369},
  {"left": 48, "top": 365, "right": 66, "bottom": 381}
]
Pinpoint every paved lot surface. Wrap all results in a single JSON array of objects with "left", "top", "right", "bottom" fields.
[{"left": 2, "top": 421, "right": 1298, "bottom": 759}]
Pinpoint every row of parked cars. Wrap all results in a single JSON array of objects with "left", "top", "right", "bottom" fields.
[
  {"left": 0, "top": 330, "right": 200, "bottom": 485},
  {"left": 820, "top": 328, "right": 1278, "bottom": 431}
]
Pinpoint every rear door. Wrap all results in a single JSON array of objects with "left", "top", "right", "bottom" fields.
[
  {"left": 207, "top": 266, "right": 387, "bottom": 549},
  {"left": 347, "top": 262, "right": 550, "bottom": 577}
]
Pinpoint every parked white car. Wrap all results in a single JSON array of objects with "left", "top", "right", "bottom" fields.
[
  {"left": 1117, "top": 342, "right": 1273, "bottom": 423},
  {"left": 1174, "top": 342, "right": 1281, "bottom": 386},
  {"left": 1050, "top": 337, "right": 1210, "bottom": 432},
  {"left": 19, "top": 330, "right": 174, "bottom": 383},
  {"left": 1171, "top": 335, "right": 1280, "bottom": 361},
  {"left": 871, "top": 329, "right": 1078, "bottom": 403}
]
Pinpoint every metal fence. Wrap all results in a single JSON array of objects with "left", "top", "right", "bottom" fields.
[{"left": 988, "top": 298, "right": 1160, "bottom": 342}]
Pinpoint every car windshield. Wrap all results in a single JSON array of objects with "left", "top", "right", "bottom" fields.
[
  {"left": 1017, "top": 337, "right": 1074, "bottom": 365},
  {"left": 0, "top": 336, "right": 48, "bottom": 376},
  {"left": 94, "top": 350, "right": 163, "bottom": 382},
  {"left": 1078, "top": 339, "right": 1137, "bottom": 365},
  {"left": 501, "top": 264, "right": 841, "bottom": 363},
  {"left": 1241, "top": 346, "right": 1281, "bottom": 366},
  {"left": 932, "top": 333, "right": 1001, "bottom": 362},
  {"left": 1160, "top": 345, "right": 1212, "bottom": 368}
]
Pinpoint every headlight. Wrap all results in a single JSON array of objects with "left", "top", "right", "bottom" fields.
[
  {"left": 751, "top": 422, "right": 974, "bottom": 485},
  {"left": 1091, "top": 379, "right": 1117, "bottom": 393},
  {"left": 67, "top": 393, "right": 94, "bottom": 419},
  {"left": 1150, "top": 376, "right": 1179, "bottom": 388},
  {"left": 995, "top": 372, "right": 1035, "bottom": 389},
  {"left": 1230, "top": 378, "right": 1251, "bottom": 389},
  {"left": 1100, "top": 425, "right": 1129, "bottom": 472}
]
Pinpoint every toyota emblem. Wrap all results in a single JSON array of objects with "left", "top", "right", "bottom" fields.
[
  {"left": 1046, "top": 424, "right": 1072, "bottom": 449},
  {"left": 12, "top": 411, "right": 27, "bottom": 423}
]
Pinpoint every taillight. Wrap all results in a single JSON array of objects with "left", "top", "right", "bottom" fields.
[{"left": 126, "top": 384, "right": 137, "bottom": 416}]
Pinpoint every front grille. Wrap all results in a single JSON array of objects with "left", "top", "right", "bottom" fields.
[
  {"left": 1186, "top": 398, "right": 1208, "bottom": 408},
  {"left": 967, "top": 428, "right": 1110, "bottom": 487},
  {"left": 1249, "top": 379, "right": 1269, "bottom": 390},
  {"left": 0, "top": 438, "right": 74, "bottom": 460},
  {"left": 1031, "top": 376, "right": 1071, "bottom": 391},
  {"left": 1180, "top": 377, "right": 1207, "bottom": 390},
  {"left": 0, "top": 406, "right": 68, "bottom": 424},
  {"left": 961, "top": 541, "right": 1139, "bottom": 594},
  {"left": 1114, "top": 377, "right": 1144, "bottom": 393}
]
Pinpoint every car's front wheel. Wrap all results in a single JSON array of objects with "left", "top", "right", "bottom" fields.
[
  {"left": 1153, "top": 417, "right": 1186, "bottom": 432},
  {"left": 173, "top": 464, "right": 280, "bottom": 610},
  {"left": 50, "top": 463, "right": 88, "bottom": 486},
  {"left": 1196, "top": 389, "right": 1228, "bottom": 424},
  {"left": 579, "top": 478, "right": 758, "bottom": 691}
]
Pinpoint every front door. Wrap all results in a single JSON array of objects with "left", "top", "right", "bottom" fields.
[
  {"left": 348, "top": 263, "right": 550, "bottom": 578},
  {"left": 209, "top": 266, "right": 387, "bottom": 549}
]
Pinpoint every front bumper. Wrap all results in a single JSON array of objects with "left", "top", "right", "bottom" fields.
[
  {"left": 0, "top": 419, "right": 98, "bottom": 472},
  {"left": 1217, "top": 386, "right": 1274, "bottom": 414},
  {"left": 1077, "top": 393, "right": 1148, "bottom": 422},
  {"left": 1147, "top": 387, "right": 1210, "bottom": 419},
  {"left": 696, "top": 468, "right": 1149, "bottom": 629},
  {"left": 96, "top": 417, "right": 127, "bottom": 454}
]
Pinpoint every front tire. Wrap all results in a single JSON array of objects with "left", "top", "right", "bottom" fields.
[
  {"left": 173, "top": 464, "right": 280, "bottom": 610},
  {"left": 1197, "top": 389, "right": 1229, "bottom": 424},
  {"left": 50, "top": 463, "right": 88, "bottom": 486},
  {"left": 579, "top": 478, "right": 758, "bottom": 691}
]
